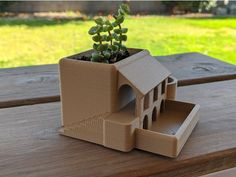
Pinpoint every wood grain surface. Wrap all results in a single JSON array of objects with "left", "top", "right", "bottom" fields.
[
  {"left": 0, "top": 64, "right": 59, "bottom": 108},
  {"left": 158, "top": 52, "right": 236, "bottom": 85},
  {"left": 1, "top": 79, "right": 235, "bottom": 177},
  {"left": 201, "top": 167, "right": 236, "bottom": 177},
  {"left": 0, "top": 53, "right": 235, "bottom": 108}
]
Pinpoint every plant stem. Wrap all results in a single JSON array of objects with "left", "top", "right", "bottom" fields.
[
  {"left": 98, "top": 33, "right": 103, "bottom": 55},
  {"left": 108, "top": 31, "right": 113, "bottom": 46},
  {"left": 118, "top": 24, "right": 122, "bottom": 51}
]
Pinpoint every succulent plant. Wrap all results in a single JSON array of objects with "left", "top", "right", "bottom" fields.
[{"left": 88, "top": 4, "right": 130, "bottom": 63}]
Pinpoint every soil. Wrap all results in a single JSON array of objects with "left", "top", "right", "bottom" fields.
[{"left": 74, "top": 50, "right": 130, "bottom": 64}]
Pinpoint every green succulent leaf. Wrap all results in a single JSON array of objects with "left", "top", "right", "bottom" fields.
[
  {"left": 97, "top": 25, "right": 103, "bottom": 33},
  {"left": 113, "top": 42, "right": 122, "bottom": 50},
  {"left": 92, "top": 35, "right": 102, "bottom": 42},
  {"left": 102, "top": 25, "right": 113, "bottom": 32},
  {"left": 107, "top": 25, "right": 113, "bottom": 31},
  {"left": 104, "top": 51, "right": 111, "bottom": 59},
  {"left": 91, "top": 52, "right": 103, "bottom": 62},
  {"left": 112, "top": 22, "right": 118, "bottom": 27},
  {"left": 121, "top": 28, "right": 128, "bottom": 33},
  {"left": 113, "top": 41, "right": 121, "bottom": 46},
  {"left": 102, "top": 26, "right": 108, "bottom": 32},
  {"left": 116, "top": 15, "right": 124, "bottom": 24},
  {"left": 120, "top": 35, "right": 127, "bottom": 41},
  {"left": 112, "top": 33, "right": 120, "bottom": 41},
  {"left": 88, "top": 25, "right": 102, "bottom": 35},
  {"left": 95, "top": 17, "right": 104, "bottom": 25},
  {"left": 114, "top": 29, "right": 122, "bottom": 34},
  {"left": 120, "top": 4, "right": 130, "bottom": 14},
  {"left": 120, "top": 44, "right": 127, "bottom": 50},
  {"left": 104, "top": 20, "right": 111, "bottom": 26},
  {"left": 106, "top": 35, "right": 112, "bottom": 41},
  {"left": 88, "top": 26, "right": 98, "bottom": 35},
  {"left": 97, "top": 44, "right": 108, "bottom": 51},
  {"left": 118, "top": 9, "right": 125, "bottom": 16},
  {"left": 101, "top": 35, "right": 108, "bottom": 41},
  {"left": 93, "top": 43, "right": 99, "bottom": 50},
  {"left": 110, "top": 45, "right": 119, "bottom": 51},
  {"left": 114, "top": 28, "right": 128, "bottom": 34}
]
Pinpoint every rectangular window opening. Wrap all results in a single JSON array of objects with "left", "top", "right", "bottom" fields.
[
  {"left": 153, "top": 86, "right": 158, "bottom": 101},
  {"left": 144, "top": 94, "right": 149, "bottom": 110},
  {"left": 161, "top": 80, "right": 166, "bottom": 95}
]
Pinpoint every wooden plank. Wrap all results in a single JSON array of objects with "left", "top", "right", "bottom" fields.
[
  {"left": 158, "top": 52, "right": 236, "bottom": 86},
  {"left": 0, "top": 52, "right": 235, "bottom": 108},
  {"left": 0, "top": 64, "right": 60, "bottom": 108},
  {"left": 201, "top": 167, "right": 236, "bottom": 177},
  {"left": 0, "top": 79, "right": 235, "bottom": 177}
]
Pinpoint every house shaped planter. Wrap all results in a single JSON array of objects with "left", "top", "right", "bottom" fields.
[{"left": 59, "top": 49, "right": 200, "bottom": 157}]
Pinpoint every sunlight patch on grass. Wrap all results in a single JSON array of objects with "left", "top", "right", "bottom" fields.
[{"left": 0, "top": 16, "right": 235, "bottom": 68}]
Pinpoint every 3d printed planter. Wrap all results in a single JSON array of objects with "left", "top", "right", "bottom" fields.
[{"left": 59, "top": 49, "right": 200, "bottom": 157}]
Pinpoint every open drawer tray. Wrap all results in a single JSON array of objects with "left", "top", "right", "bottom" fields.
[{"left": 135, "top": 100, "right": 200, "bottom": 157}]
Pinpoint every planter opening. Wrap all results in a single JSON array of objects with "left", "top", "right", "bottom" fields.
[{"left": 67, "top": 49, "right": 142, "bottom": 64}]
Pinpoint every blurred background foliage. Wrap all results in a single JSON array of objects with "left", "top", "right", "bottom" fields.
[{"left": 0, "top": 0, "right": 235, "bottom": 68}]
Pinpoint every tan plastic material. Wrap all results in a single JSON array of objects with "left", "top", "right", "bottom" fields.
[
  {"left": 167, "top": 76, "right": 177, "bottom": 100},
  {"left": 59, "top": 48, "right": 200, "bottom": 157}
]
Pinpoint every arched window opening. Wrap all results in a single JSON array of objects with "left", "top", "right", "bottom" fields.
[
  {"left": 118, "top": 84, "right": 135, "bottom": 111},
  {"left": 153, "top": 86, "right": 158, "bottom": 102},
  {"left": 152, "top": 107, "right": 157, "bottom": 121},
  {"left": 143, "top": 115, "right": 148, "bottom": 129},
  {"left": 160, "top": 100, "right": 165, "bottom": 113}
]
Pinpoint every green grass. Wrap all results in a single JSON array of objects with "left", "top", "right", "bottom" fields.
[{"left": 0, "top": 16, "right": 235, "bottom": 68}]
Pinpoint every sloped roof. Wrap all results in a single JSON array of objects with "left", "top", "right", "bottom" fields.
[{"left": 115, "top": 50, "right": 171, "bottom": 95}]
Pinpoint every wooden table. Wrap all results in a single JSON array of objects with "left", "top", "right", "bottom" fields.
[
  {"left": 0, "top": 53, "right": 235, "bottom": 177},
  {"left": 201, "top": 167, "right": 236, "bottom": 177}
]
